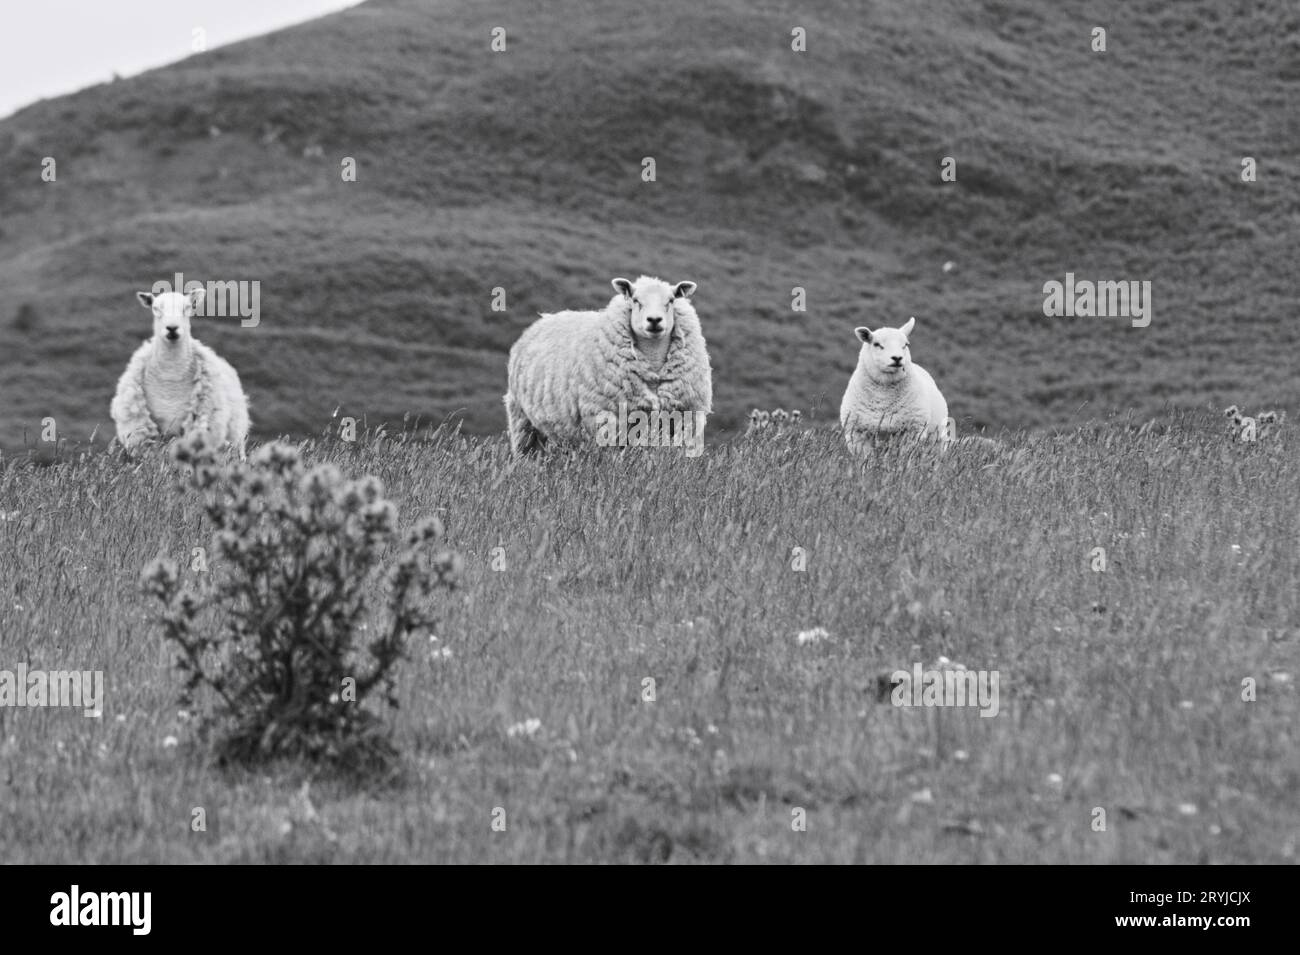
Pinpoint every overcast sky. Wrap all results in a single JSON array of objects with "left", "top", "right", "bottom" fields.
[{"left": 0, "top": 0, "right": 365, "bottom": 120}]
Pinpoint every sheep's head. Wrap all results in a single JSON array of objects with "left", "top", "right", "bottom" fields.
[
  {"left": 612, "top": 275, "right": 696, "bottom": 342},
  {"left": 854, "top": 317, "right": 916, "bottom": 378},
  {"left": 137, "top": 288, "right": 204, "bottom": 344}
]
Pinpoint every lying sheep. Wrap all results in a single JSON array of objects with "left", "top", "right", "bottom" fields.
[
  {"left": 110, "top": 288, "right": 250, "bottom": 458},
  {"left": 504, "top": 275, "right": 712, "bottom": 454},
  {"left": 839, "top": 316, "right": 948, "bottom": 457}
]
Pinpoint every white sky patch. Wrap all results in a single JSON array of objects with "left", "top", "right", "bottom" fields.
[{"left": 0, "top": 0, "right": 365, "bottom": 120}]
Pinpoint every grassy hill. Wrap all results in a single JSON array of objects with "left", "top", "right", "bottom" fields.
[{"left": 2, "top": 0, "right": 1299, "bottom": 449}]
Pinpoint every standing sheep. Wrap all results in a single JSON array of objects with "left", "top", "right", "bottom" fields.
[
  {"left": 111, "top": 287, "right": 251, "bottom": 458},
  {"left": 504, "top": 275, "right": 712, "bottom": 455},
  {"left": 839, "top": 317, "right": 949, "bottom": 457}
]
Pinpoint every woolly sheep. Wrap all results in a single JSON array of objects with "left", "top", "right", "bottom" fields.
[
  {"left": 504, "top": 275, "right": 712, "bottom": 455},
  {"left": 839, "top": 316, "right": 948, "bottom": 456},
  {"left": 110, "top": 288, "right": 250, "bottom": 459}
]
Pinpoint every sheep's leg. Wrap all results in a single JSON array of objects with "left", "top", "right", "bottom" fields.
[
  {"left": 111, "top": 380, "right": 160, "bottom": 456},
  {"left": 504, "top": 392, "right": 544, "bottom": 455}
]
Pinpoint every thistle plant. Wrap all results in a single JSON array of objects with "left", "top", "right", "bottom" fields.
[{"left": 142, "top": 433, "right": 462, "bottom": 769}]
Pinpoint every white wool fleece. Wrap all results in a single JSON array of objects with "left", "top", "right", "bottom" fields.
[
  {"left": 110, "top": 289, "right": 250, "bottom": 458},
  {"left": 840, "top": 316, "right": 948, "bottom": 457},
  {"left": 504, "top": 276, "right": 712, "bottom": 453}
]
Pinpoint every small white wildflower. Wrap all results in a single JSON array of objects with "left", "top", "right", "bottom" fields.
[
  {"left": 506, "top": 718, "right": 542, "bottom": 739},
  {"left": 430, "top": 646, "right": 453, "bottom": 661},
  {"left": 953, "top": 749, "right": 969, "bottom": 762},
  {"left": 114, "top": 714, "right": 126, "bottom": 723},
  {"left": 177, "top": 709, "right": 191, "bottom": 722},
  {"left": 162, "top": 735, "right": 179, "bottom": 748},
  {"left": 1178, "top": 803, "right": 1198, "bottom": 816},
  {"left": 796, "top": 626, "right": 830, "bottom": 646},
  {"left": 1046, "top": 773, "right": 1063, "bottom": 787},
  {"left": 1178, "top": 700, "right": 1194, "bottom": 710}
]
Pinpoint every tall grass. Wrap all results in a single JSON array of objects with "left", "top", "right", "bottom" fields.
[{"left": 0, "top": 411, "right": 1295, "bottom": 862}]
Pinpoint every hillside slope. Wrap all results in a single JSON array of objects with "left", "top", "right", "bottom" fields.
[{"left": 2, "top": 0, "right": 1298, "bottom": 448}]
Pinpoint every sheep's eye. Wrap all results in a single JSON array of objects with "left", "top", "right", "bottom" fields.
[{"left": 874, "top": 342, "right": 883, "bottom": 349}]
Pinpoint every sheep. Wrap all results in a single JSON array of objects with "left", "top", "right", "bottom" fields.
[
  {"left": 504, "top": 275, "right": 712, "bottom": 456},
  {"left": 110, "top": 288, "right": 250, "bottom": 459},
  {"left": 839, "top": 316, "right": 948, "bottom": 457}
]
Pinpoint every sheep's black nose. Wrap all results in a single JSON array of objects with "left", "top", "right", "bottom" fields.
[
  {"left": 890, "top": 356, "right": 902, "bottom": 365},
  {"left": 166, "top": 325, "right": 179, "bottom": 334}
]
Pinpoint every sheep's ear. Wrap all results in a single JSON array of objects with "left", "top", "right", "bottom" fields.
[
  {"left": 900, "top": 316, "right": 916, "bottom": 336},
  {"left": 186, "top": 286, "right": 206, "bottom": 314},
  {"left": 611, "top": 278, "right": 634, "bottom": 298},
  {"left": 137, "top": 292, "right": 155, "bottom": 308},
  {"left": 855, "top": 327, "right": 872, "bottom": 344},
  {"left": 672, "top": 281, "right": 697, "bottom": 299}
]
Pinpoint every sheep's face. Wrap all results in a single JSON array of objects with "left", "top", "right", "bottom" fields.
[
  {"left": 138, "top": 289, "right": 204, "bottom": 344},
  {"left": 613, "top": 276, "right": 697, "bottom": 342},
  {"left": 855, "top": 317, "right": 916, "bottom": 378}
]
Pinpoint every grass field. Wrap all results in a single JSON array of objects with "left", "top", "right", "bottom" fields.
[{"left": 1, "top": 414, "right": 1295, "bottom": 863}]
